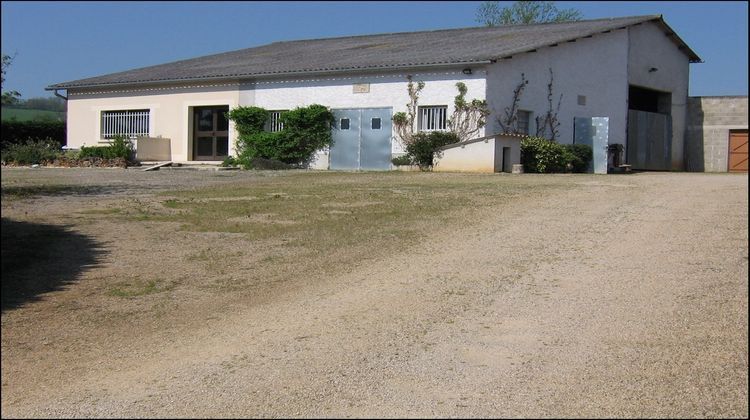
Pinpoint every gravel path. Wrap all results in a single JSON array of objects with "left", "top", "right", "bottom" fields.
[{"left": 2, "top": 171, "right": 747, "bottom": 418}]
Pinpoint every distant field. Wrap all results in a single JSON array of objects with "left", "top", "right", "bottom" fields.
[{"left": 1, "top": 107, "right": 66, "bottom": 122}]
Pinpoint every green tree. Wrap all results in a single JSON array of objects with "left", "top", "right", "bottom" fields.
[
  {"left": 20, "top": 96, "right": 66, "bottom": 112},
  {"left": 476, "top": 1, "right": 582, "bottom": 26},
  {"left": 1, "top": 53, "right": 22, "bottom": 105}
]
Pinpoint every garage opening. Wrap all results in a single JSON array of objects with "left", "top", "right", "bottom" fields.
[{"left": 627, "top": 85, "right": 673, "bottom": 170}]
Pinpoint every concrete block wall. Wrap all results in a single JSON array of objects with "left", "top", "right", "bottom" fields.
[{"left": 686, "top": 96, "right": 748, "bottom": 172}]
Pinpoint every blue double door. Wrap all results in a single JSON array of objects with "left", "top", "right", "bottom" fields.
[{"left": 330, "top": 108, "right": 392, "bottom": 170}]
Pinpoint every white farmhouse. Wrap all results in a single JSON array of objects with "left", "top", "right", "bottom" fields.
[{"left": 47, "top": 15, "right": 702, "bottom": 171}]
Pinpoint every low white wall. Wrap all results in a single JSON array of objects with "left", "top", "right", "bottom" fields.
[
  {"left": 434, "top": 135, "right": 522, "bottom": 173},
  {"left": 434, "top": 139, "right": 496, "bottom": 173}
]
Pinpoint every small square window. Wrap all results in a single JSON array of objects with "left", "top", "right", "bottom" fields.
[
  {"left": 577, "top": 95, "right": 586, "bottom": 106},
  {"left": 340, "top": 118, "right": 350, "bottom": 130},
  {"left": 371, "top": 118, "right": 381, "bottom": 130}
]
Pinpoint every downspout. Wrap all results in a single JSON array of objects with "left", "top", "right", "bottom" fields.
[
  {"left": 53, "top": 89, "right": 67, "bottom": 101},
  {"left": 52, "top": 89, "right": 69, "bottom": 150}
]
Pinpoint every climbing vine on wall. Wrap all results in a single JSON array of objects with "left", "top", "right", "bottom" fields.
[
  {"left": 534, "top": 68, "right": 563, "bottom": 141},
  {"left": 392, "top": 75, "right": 424, "bottom": 147},
  {"left": 448, "top": 82, "right": 490, "bottom": 142},
  {"left": 497, "top": 73, "right": 529, "bottom": 134}
]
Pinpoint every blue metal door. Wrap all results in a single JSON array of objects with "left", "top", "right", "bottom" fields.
[
  {"left": 330, "top": 108, "right": 392, "bottom": 170},
  {"left": 574, "top": 117, "right": 609, "bottom": 174},
  {"left": 360, "top": 108, "right": 392, "bottom": 170},
  {"left": 330, "top": 109, "right": 360, "bottom": 170}
]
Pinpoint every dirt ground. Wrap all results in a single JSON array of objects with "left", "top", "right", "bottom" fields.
[{"left": 1, "top": 168, "right": 747, "bottom": 418}]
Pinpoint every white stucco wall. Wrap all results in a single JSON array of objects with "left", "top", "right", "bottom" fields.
[
  {"left": 241, "top": 69, "right": 488, "bottom": 157},
  {"left": 63, "top": 21, "right": 692, "bottom": 170},
  {"left": 628, "top": 21, "right": 692, "bottom": 170},
  {"left": 486, "top": 28, "right": 630, "bottom": 149},
  {"left": 66, "top": 83, "right": 240, "bottom": 162}
]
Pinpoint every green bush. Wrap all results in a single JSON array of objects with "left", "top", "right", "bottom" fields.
[
  {"left": 521, "top": 137, "right": 593, "bottom": 173},
  {"left": 0, "top": 120, "right": 66, "bottom": 150},
  {"left": 221, "top": 156, "right": 238, "bottom": 167},
  {"left": 226, "top": 107, "right": 268, "bottom": 134},
  {"left": 564, "top": 143, "right": 593, "bottom": 173},
  {"left": 404, "top": 131, "right": 460, "bottom": 170},
  {"left": 391, "top": 154, "right": 413, "bottom": 166},
  {"left": 78, "top": 135, "right": 134, "bottom": 160},
  {"left": 228, "top": 104, "right": 334, "bottom": 169},
  {"left": 248, "top": 157, "right": 293, "bottom": 170},
  {"left": 1, "top": 138, "right": 62, "bottom": 164}
]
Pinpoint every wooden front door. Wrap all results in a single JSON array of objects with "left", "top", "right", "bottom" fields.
[
  {"left": 194, "top": 106, "right": 229, "bottom": 161},
  {"left": 728, "top": 130, "right": 748, "bottom": 173}
]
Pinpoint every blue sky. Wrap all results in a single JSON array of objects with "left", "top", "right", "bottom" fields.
[{"left": 1, "top": 1, "right": 747, "bottom": 99}]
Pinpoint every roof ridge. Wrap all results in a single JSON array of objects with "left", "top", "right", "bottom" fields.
[{"left": 267, "top": 14, "right": 662, "bottom": 46}]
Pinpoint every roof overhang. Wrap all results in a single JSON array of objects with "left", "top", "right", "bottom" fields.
[{"left": 46, "top": 60, "right": 493, "bottom": 92}]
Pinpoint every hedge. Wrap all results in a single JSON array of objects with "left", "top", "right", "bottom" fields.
[
  {"left": 1, "top": 120, "right": 66, "bottom": 149},
  {"left": 521, "top": 137, "right": 593, "bottom": 173}
]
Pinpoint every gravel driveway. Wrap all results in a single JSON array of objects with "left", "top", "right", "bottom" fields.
[{"left": 1, "top": 170, "right": 747, "bottom": 418}]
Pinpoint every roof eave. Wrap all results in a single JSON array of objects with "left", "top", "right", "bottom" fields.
[{"left": 45, "top": 60, "right": 493, "bottom": 92}]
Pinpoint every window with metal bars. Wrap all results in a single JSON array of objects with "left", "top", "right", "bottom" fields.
[
  {"left": 266, "top": 110, "right": 287, "bottom": 132},
  {"left": 418, "top": 106, "right": 448, "bottom": 132},
  {"left": 101, "top": 110, "right": 150, "bottom": 139}
]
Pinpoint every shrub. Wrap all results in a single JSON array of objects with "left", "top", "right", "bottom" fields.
[
  {"left": 221, "top": 156, "right": 237, "bottom": 167},
  {"left": 404, "top": 131, "right": 460, "bottom": 170},
  {"left": 228, "top": 104, "right": 334, "bottom": 169},
  {"left": 248, "top": 157, "right": 293, "bottom": 170},
  {"left": 521, "top": 136, "right": 571, "bottom": 173},
  {"left": 78, "top": 135, "right": 134, "bottom": 160},
  {"left": 391, "top": 154, "right": 413, "bottom": 166},
  {"left": 0, "top": 120, "right": 66, "bottom": 150},
  {"left": 1, "top": 138, "right": 62, "bottom": 164},
  {"left": 521, "top": 137, "right": 593, "bottom": 173},
  {"left": 564, "top": 143, "right": 593, "bottom": 173},
  {"left": 226, "top": 107, "right": 268, "bottom": 134}
]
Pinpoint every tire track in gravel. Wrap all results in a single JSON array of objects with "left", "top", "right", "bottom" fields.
[{"left": 3, "top": 173, "right": 747, "bottom": 418}]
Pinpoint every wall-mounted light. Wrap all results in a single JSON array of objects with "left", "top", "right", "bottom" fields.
[
  {"left": 462, "top": 68, "right": 472, "bottom": 75},
  {"left": 648, "top": 67, "right": 658, "bottom": 73}
]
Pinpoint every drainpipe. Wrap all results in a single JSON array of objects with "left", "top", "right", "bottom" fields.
[
  {"left": 53, "top": 89, "right": 67, "bottom": 101},
  {"left": 52, "top": 89, "right": 69, "bottom": 150}
]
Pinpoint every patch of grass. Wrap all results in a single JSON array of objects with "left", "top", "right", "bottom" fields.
[
  {"left": 78, "top": 207, "right": 122, "bottom": 215},
  {"left": 4, "top": 170, "right": 585, "bottom": 295},
  {"left": 105, "top": 172, "right": 566, "bottom": 289},
  {"left": 153, "top": 172, "right": 535, "bottom": 249},
  {"left": 188, "top": 249, "right": 244, "bottom": 276},
  {"left": 163, "top": 199, "right": 180, "bottom": 208},
  {"left": 109, "top": 278, "right": 171, "bottom": 298},
  {"left": 1, "top": 184, "right": 100, "bottom": 199}
]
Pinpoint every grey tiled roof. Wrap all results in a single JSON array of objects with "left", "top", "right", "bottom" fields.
[{"left": 47, "top": 15, "right": 700, "bottom": 90}]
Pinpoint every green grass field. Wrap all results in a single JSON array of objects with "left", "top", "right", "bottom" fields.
[{"left": 1, "top": 107, "right": 66, "bottom": 122}]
